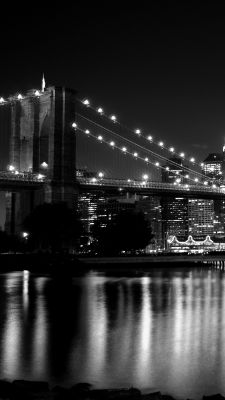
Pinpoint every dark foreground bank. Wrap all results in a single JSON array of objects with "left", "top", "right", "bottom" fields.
[{"left": 0, "top": 380, "right": 224, "bottom": 400}]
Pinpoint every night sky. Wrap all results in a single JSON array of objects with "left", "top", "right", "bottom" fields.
[
  {"left": 1, "top": 1, "right": 225, "bottom": 226},
  {"left": 1, "top": 2, "right": 225, "bottom": 154}
]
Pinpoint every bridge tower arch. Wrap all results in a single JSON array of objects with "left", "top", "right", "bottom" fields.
[{"left": 6, "top": 86, "right": 77, "bottom": 233}]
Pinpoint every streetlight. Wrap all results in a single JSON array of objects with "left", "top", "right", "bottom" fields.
[
  {"left": 83, "top": 99, "right": 90, "bottom": 106},
  {"left": 22, "top": 232, "right": 29, "bottom": 239},
  {"left": 40, "top": 162, "right": 48, "bottom": 169}
]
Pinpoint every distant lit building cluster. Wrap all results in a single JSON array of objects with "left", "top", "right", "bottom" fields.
[{"left": 77, "top": 146, "right": 225, "bottom": 253}]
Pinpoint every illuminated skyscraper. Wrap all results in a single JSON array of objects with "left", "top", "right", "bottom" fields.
[
  {"left": 161, "top": 157, "right": 188, "bottom": 242},
  {"left": 202, "top": 153, "right": 223, "bottom": 181},
  {"left": 188, "top": 199, "right": 214, "bottom": 239}
]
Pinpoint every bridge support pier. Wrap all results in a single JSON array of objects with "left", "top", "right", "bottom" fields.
[{"left": 5, "top": 189, "right": 44, "bottom": 235}]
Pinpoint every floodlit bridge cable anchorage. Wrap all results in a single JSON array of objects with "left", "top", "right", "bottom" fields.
[
  {"left": 73, "top": 114, "right": 219, "bottom": 187},
  {"left": 73, "top": 123, "right": 220, "bottom": 189},
  {"left": 78, "top": 97, "right": 209, "bottom": 173}
]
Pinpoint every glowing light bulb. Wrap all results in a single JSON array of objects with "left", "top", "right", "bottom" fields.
[
  {"left": 110, "top": 141, "right": 115, "bottom": 147},
  {"left": 190, "top": 157, "right": 195, "bottom": 163},
  {"left": 147, "top": 135, "right": 152, "bottom": 141},
  {"left": 127, "top": 179, "right": 131, "bottom": 182},
  {"left": 145, "top": 157, "right": 149, "bottom": 162},
  {"left": 133, "top": 152, "right": 138, "bottom": 157},
  {"left": 0, "top": 97, "right": 5, "bottom": 103},
  {"left": 180, "top": 152, "right": 185, "bottom": 158},
  {"left": 212, "top": 184, "right": 216, "bottom": 188},
  {"left": 37, "top": 174, "right": 44, "bottom": 179},
  {"left": 40, "top": 162, "right": 48, "bottom": 169},
  {"left": 97, "top": 107, "right": 103, "bottom": 114},
  {"left": 194, "top": 178, "right": 199, "bottom": 182},
  {"left": 17, "top": 94, "right": 23, "bottom": 100},
  {"left": 83, "top": 99, "right": 90, "bottom": 106},
  {"left": 97, "top": 135, "right": 103, "bottom": 141},
  {"left": 169, "top": 147, "right": 174, "bottom": 152},
  {"left": 34, "top": 90, "right": 40, "bottom": 96},
  {"left": 204, "top": 181, "right": 208, "bottom": 185},
  {"left": 143, "top": 174, "right": 149, "bottom": 180},
  {"left": 155, "top": 162, "right": 159, "bottom": 166},
  {"left": 159, "top": 141, "right": 164, "bottom": 147},
  {"left": 98, "top": 172, "right": 104, "bottom": 178},
  {"left": 200, "top": 163, "right": 204, "bottom": 167},
  {"left": 85, "top": 129, "right": 90, "bottom": 134},
  {"left": 92, "top": 177, "right": 97, "bottom": 182},
  {"left": 8, "top": 165, "right": 15, "bottom": 172},
  {"left": 72, "top": 122, "right": 77, "bottom": 128},
  {"left": 185, "top": 174, "right": 189, "bottom": 178},
  {"left": 122, "top": 147, "right": 127, "bottom": 152},
  {"left": 135, "top": 129, "right": 141, "bottom": 135},
  {"left": 22, "top": 232, "right": 29, "bottom": 238},
  {"left": 166, "top": 167, "right": 170, "bottom": 171},
  {"left": 111, "top": 115, "right": 116, "bottom": 121}
]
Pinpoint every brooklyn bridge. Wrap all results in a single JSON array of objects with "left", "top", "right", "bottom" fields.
[{"left": 0, "top": 83, "right": 224, "bottom": 239}]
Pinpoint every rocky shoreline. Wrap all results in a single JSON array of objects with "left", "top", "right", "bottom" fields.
[{"left": 0, "top": 381, "right": 224, "bottom": 400}]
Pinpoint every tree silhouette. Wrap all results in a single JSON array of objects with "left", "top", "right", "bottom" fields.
[
  {"left": 92, "top": 210, "right": 153, "bottom": 255},
  {"left": 23, "top": 202, "right": 83, "bottom": 252},
  {"left": 0, "top": 231, "right": 23, "bottom": 253}
]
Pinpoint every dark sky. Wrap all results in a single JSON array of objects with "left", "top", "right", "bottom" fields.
[{"left": 1, "top": 1, "right": 225, "bottom": 160}]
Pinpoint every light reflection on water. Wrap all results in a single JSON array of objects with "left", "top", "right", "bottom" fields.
[{"left": 1, "top": 268, "right": 225, "bottom": 398}]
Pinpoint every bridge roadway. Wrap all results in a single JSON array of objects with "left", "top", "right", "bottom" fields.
[
  {"left": 1, "top": 172, "right": 225, "bottom": 199},
  {"left": 0, "top": 172, "right": 46, "bottom": 190},
  {"left": 77, "top": 177, "right": 225, "bottom": 199}
]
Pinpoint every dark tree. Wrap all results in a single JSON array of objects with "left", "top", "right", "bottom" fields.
[
  {"left": 23, "top": 202, "right": 83, "bottom": 252},
  {"left": 0, "top": 231, "right": 23, "bottom": 253},
  {"left": 0, "top": 231, "right": 11, "bottom": 253},
  {"left": 93, "top": 210, "right": 154, "bottom": 255}
]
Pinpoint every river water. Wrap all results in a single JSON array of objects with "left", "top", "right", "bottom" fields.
[{"left": 0, "top": 267, "right": 224, "bottom": 399}]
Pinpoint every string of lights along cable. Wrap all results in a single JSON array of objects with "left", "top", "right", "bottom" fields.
[
  {"left": 72, "top": 122, "right": 219, "bottom": 189},
  {"left": 75, "top": 112, "right": 214, "bottom": 185},
  {"left": 78, "top": 97, "right": 215, "bottom": 182}
]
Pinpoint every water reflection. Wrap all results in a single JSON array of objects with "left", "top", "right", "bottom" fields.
[{"left": 1, "top": 268, "right": 225, "bottom": 398}]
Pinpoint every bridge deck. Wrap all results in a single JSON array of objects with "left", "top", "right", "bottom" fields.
[
  {"left": 1, "top": 172, "right": 225, "bottom": 199},
  {"left": 77, "top": 177, "right": 225, "bottom": 199},
  {"left": 0, "top": 172, "right": 46, "bottom": 191}
]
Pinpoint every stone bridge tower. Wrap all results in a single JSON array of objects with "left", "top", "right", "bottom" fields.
[{"left": 6, "top": 86, "right": 76, "bottom": 233}]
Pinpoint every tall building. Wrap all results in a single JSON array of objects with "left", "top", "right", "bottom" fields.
[
  {"left": 161, "top": 157, "right": 189, "bottom": 242},
  {"left": 202, "top": 153, "right": 223, "bottom": 181},
  {"left": 77, "top": 190, "right": 136, "bottom": 244},
  {"left": 136, "top": 195, "right": 162, "bottom": 249},
  {"left": 200, "top": 149, "right": 225, "bottom": 238},
  {"left": 161, "top": 157, "right": 188, "bottom": 184},
  {"left": 188, "top": 199, "right": 214, "bottom": 239}
]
